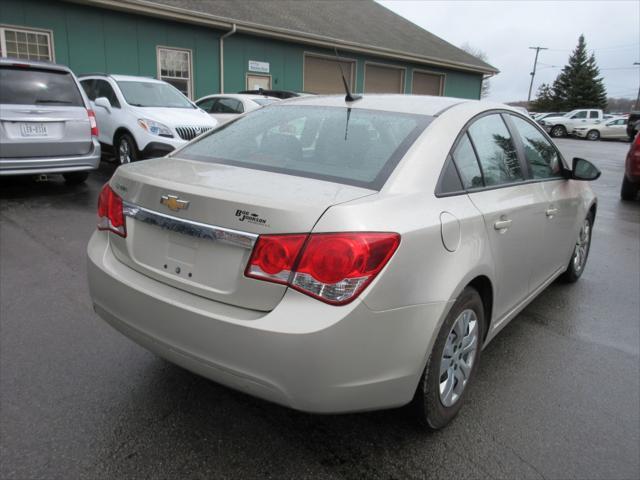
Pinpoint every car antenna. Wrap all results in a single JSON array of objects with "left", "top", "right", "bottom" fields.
[{"left": 334, "top": 48, "right": 361, "bottom": 103}]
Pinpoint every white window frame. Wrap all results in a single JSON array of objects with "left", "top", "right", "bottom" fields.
[
  {"left": 0, "top": 24, "right": 55, "bottom": 62},
  {"left": 156, "top": 46, "right": 193, "bottom": 99},
  {"left": 363, "top": 61, "right": 406, "bottom": 94},
  {"left": 411, "top": 69, "right": 446, "bottom": 96}
]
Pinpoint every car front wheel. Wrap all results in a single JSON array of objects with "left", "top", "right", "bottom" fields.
[
  {"left": 551, "top": 125, "right": 567, "bottom": 138},
  {"left": 116, "top": 133, "right": 139, "bottom": 164},
  {"left": 586, "top": 130, "right": 600, "bottom": 141},
  {"left": 560, "top": 213, "right": 593, "bottom": 283},
  {"left": 411, "top": 286, "right": 485, "bottom": 430}
]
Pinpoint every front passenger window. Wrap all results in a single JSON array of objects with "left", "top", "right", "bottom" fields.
[
  {"left": 468, "top": 114, "right": 523, "bottom": 186},
  {"left": 510, "top": 116, "right": 563, "bottom": 179}
]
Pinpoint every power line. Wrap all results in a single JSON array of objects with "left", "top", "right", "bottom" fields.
[{"left": 527, "top": 46, "right": 548, "bottom": 103}]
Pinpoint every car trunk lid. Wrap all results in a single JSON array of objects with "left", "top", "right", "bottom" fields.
[{"left": 107, "top": 157, "right": 376, "bottom": 311}]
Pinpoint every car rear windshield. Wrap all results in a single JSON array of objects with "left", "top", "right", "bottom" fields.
[
  {"left": 252, "top": 98, "right": 279, "bottom": 106},
  {"left": 0, "top": 66, "right": 84, "bottom": 106},
  {"left": 117, "top": 81, "right": 194, "bottom": 108},
  {"left": 177, "top": 105, "right": 431, "bottom": 190}
]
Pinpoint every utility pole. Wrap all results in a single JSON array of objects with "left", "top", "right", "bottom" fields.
[
  {"left": 527, "top": 46, "right": 548, "bottom": 103},
  {"left": 634, "top": 62, "right": 640, "bottom": 110}
]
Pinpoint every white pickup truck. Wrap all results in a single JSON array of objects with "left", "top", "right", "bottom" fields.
[{"left": 539, "top": 109, "right": 605, "bottom": 138}]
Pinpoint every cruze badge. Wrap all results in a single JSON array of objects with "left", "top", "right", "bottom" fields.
[{"left": 160, "top": 194, "right": 189, "bottom": 212}]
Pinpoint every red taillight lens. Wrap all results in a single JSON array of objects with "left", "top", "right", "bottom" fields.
[
  {"left": 245, "top": 234, "right": 307, "bottom": 284},
  {"left": 97, "top": 184, "right": 126, "bottom": 237},
  {"left": 87, "top": 109, "right": 98, "bottom": 137},
  {"left": 245, "top": 232, "right": 400, "bottom": 305}
]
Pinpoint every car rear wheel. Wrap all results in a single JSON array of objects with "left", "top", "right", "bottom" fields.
[
  {"left": 411, "top": 287, "right": 485, "bottom": 430},
  {"left": 116, "top": 133, "right": 139, "bottom": 164},
  {"left": 551, "top": 125, "right": 567, "bottom": 138},
  {"left": 586, "top": 130, "right": 600, "bottom": 141},
  {"left": 63, "top": 172, "right": 89, "bottom": 185},
  {"left": 621, "top": 175, "right": 639, "bottom": 201},
  {"left": 560, "top": 213, "right": 593, "bottom": 283}
]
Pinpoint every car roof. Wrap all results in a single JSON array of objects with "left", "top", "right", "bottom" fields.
[
  {"left": 196, "top": 93, "right": 280, "bottom": 102},
  {"left": 0, "top": 57, "right": 72, "bottom": 73},
  {"left": 279, "top": 94, "right": 515, "bottom": 117},
  {"left": 77, "top": 73, "right": 163, "bottom": 83}
]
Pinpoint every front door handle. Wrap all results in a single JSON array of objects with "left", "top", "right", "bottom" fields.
[
  {"left": 546, "top": 207, "right": 559, "bottom": 218},
  {"left": 493, "top": 219, "right": 512, "bottom": 231}
]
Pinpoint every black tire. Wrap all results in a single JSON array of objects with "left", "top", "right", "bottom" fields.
[
  {"left": 550, "top": 125, "right": 567, "bottom": 138},
  {"left": 411, "top": 287, "right": 485, "bottom": 430},
  {"left": 559, "top": 212, "right": 594, "bottom": 283},
  {"left": 620, "top": 175, "right": 639, "bottom": 201},
  {"left": 63, "top": 171, "right": 89, "bottom": 185},
  {"left": 115, "top": 133, "right": 139, "bottom": 164},
  {"left": 586, "top": 130, "right": 600, "bottom": 141}
]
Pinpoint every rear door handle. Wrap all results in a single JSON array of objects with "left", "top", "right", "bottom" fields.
[
  {"left": 546, "top": 207, "right": 559, "bottom": 218},
  {"left": 493, "top": 219, "right": 512, "bottom": 231}
]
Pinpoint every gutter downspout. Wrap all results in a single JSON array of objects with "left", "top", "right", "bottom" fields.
[{"left": 219, "top": 23, "right": 237, "bottom": 93}]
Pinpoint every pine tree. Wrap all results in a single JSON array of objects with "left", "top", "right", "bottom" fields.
[
  {"left": 530, "top": 83, "right": 558, "bottom": 111},
  {"left": 549, "top": 35, "right": 607, "bottom": 110}
]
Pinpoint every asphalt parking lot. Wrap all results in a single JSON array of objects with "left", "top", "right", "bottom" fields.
[{"left": 1, "top": 138, "right": 638, "bottom": 480}]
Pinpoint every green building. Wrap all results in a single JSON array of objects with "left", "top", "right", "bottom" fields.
[{"left": 0, "top": 0, "right": 497, "bottom": 100}]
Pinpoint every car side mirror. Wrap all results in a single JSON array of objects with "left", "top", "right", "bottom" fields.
[
  {"left": 565, "top": 157, "right": 601, "bottom": 181},
  {"left": 94, "top": 96, "right": 111, "bottom": 113}
]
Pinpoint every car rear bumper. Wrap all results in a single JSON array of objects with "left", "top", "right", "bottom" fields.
[
  {"left": 0, "top": 138, "right": 100, "bottom": 175},
  {"left": 87, "top": 230, "right": 450, "bottom": 413}
]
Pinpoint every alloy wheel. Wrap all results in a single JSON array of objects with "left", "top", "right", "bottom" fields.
[
  {"left": 439, "top": 309, "right": 479, "bottom": 407},
  {"left": 572, "top": 218, "right": 591, "bottom": 274},
  {"left": 586, "top": 130, "right": 600, "bottom": 141},
  {"left": 118, "top": 139, "right": 131, "bottom": 164}
]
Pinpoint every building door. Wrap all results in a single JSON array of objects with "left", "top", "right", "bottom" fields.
[
  {"left": 364, "top": 64, "right": 404, "bottom": 93},
  {"left": 303, "top": 54, "right": 355, "bottom": 94},
  {"left": 412, "top": 71, "right": 444, "bottom": 96},
  {"left": 246, "top": 74, "right": 271, "bottom": 90}
]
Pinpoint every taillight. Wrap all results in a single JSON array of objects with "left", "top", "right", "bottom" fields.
[
  {"left": 87, "top": 109, "right": 98, "bottom": 137},
  {"left": 97, "top": 184, "right": 126, "bottom": 237},
  {"left": 245, "top": 232, "right": 400, "bottom": 305}
]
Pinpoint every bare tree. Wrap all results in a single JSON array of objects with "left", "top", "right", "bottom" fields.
[{"left": 460, "top": 42, "right": 491, "bottom": 98}]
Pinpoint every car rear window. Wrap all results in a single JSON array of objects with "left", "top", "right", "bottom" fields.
[
  {"left": 252, "top": 98, "right": 279, "bottom": 106},
  {"left": 0, "top": 66, "right": 84, "bottom": 106},
  {"left": 177, "top": 105, "right": 431, "bottom": 190}
]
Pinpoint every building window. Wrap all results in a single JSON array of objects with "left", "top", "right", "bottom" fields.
[
  {"left": 0, "top": 26, "right": 53, "bottom": 61},
  {"left": 157, "top": 46, "right": 192, "bottom": 98}
]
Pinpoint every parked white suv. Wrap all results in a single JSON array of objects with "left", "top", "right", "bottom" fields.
[{"left": 79, "top": 74, "right": 217, "bottom": 164}]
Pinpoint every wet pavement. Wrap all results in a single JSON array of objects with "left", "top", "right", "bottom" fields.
[{"left": 1, "top": 138, "right": 639, "bottom": 479}]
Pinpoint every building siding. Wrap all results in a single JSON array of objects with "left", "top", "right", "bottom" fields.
[{"left": 0, "top": 0, "right": 483, "bottom": 100}]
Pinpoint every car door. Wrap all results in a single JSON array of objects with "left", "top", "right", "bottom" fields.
[
  {"left": 507, "top": 114, "right": 579, "bottom": 286},
  {"left": 567, "top": 110, "right": 588, "bottom": 130},
  {"left": 458, "top": 114, "right": 548, "bottom": 321},
  {"left": 91, "top": 79, "right": 121, "bottom": 146},
  {"left": 605, "top": 119, "right": 627, "bottom": 138}
]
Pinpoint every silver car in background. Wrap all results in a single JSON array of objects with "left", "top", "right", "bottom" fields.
[
  {"left": 87, "top": 95, "right": 599, "bottom": 429},
  {"left": 0, "top": 58, "right": 100, "bottom": 184},
  {"left": 195, "top": 93, "right": 280, "bottom": 125}
]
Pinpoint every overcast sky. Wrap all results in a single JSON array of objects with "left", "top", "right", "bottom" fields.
[{"left": 378, "top": 0, "right": 640, "bottom": 102}]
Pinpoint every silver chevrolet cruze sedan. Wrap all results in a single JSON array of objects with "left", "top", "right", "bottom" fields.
[{"left": 87, "top": 95, "right": 599, "bottom": 429}]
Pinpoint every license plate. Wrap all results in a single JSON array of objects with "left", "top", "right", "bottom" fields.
[{"left": 20, "top": 123, "right": 48, "bottom": 137}]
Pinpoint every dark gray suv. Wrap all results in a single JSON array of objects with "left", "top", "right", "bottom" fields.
[{"left": 0, "top": 58, "right": 100, "bottom": 184}]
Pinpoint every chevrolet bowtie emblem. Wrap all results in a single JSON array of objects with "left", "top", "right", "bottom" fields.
[{"left": 160, "top": 194, "right": 189, "bottom": 212}]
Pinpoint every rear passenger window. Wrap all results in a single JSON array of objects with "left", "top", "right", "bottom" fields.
[
  {"left": 437, "top": 157, "right": 463, "bottom": 193},
  {"left": 589, "top": 111, "right": 599, "bottom": 119},
  {"left": 468, "top": 114, "right": 523, "bottom": 186},
  {"left": 80, "top": 79, "right": 95, "bottom": 100},
  {"left": 452, "top": 133, "right": 483, "bottom": 189},
  {"left": 94, "top": 80, "right": 120, "bottom": 108},
  {"left": 510, "top": 116, "right": 562, "bottom": 179}
]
